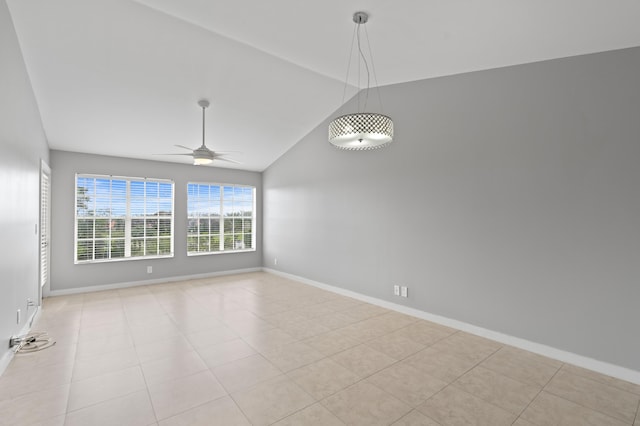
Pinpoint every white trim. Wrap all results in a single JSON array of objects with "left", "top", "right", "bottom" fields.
[
  {"left": 0, "top": 307, "right": 41, "bottom": 377},
  {"left": 46, "top": 267, "right": 262, "bottom": 296},
  {"left": 263, "top": 268, "right": 640, "bottom": 386}
]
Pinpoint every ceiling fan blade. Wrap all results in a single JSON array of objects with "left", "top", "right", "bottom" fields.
[
  {"left": 214, "top": 157, "right": 242, "bottom": 164},
  {"left": 153, "top": 153, "right": 194, "bottom": 156},
  {"left": 174, "top": 144, "right": 195, "bottom": 151}
]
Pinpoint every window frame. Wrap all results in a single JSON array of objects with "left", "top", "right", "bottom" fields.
[
  {"left": 187, "top": 182, "right": 256, "bottom": 256},
  {"left": 74, "top": 173, "right": 175, "bottom": 264}
]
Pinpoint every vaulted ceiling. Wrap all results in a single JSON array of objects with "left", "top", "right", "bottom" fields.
[{"left": 7, "top": 0, "right": 640, "bottom": 171}]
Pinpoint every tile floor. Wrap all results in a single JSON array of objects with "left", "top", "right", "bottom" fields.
[{"left": 0, "top": 272, "right": 638, "bottom": 425}]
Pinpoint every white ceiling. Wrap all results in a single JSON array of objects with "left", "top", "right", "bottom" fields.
[{"left": 7, "top": 0, "right": 640, "bottom": 171}]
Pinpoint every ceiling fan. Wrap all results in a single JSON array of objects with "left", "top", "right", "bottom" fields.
[{"left": 157, "top": 99, "right": 240, "bottom": 166}]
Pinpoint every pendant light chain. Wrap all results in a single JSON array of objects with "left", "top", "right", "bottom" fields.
[
  {"left": 356, "top": 21, "right": 371, "bottom": 113},
  {"left": 339, "top": 25, "right": 358, "bottom": 112},
  {"left": 364, "top": 24, "right": 384, "bottom": 115}
]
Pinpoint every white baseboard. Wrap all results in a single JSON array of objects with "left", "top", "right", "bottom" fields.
[
  {"left": 0, "top": 306, "right": 41, "bottom": 377},
  {"left": 263, "top": 268, "right": 640, "bottom": 386},
  {"left": 47, "top": 267, "right": 262, "bottom": 297}
]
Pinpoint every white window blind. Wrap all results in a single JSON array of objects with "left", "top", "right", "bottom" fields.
[
  {"left": 187, "top": 183, "right": 255, "bottom": 255},
  {"left": 75, "top": 174, "right": 174, "bottom": 263}
]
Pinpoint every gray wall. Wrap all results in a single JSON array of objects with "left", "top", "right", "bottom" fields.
[
  {"left": 50, "top": 150, "right": 262, "bottom": 291},
  {"left": 263, "top": 47, "right": 640, "bottom": 371},
  {"left": 0, "top": 1, "right": 50, "bottom": 360}
]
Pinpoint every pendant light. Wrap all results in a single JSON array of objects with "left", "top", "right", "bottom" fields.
[{"left": 329, "top": 12, "right": 393, "bottom": 150}]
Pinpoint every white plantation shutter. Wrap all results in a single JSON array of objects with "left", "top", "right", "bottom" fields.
[{"left": 40, "top": 169, "right": 50, "bottom": 288}]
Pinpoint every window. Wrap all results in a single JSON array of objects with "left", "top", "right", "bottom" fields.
[
  {"left": 187, "top": 183, "right": 255, "bottom": 255},
  {"left": 75, "top": 174, "right": 174, "bottom": 263}
]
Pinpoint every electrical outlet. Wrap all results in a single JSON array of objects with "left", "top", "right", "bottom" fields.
[
  {"left": 16, "top": 309, "right": 21, "bottom": 324},
  {"left": 401, "top": 286, "right": 408, "bottom": 298},
  {"left": 274, "top": 258, "right": 278, "bottom": 265},
  {"left": 393, "top": 285, "right": 400, "bottom": 296},
  {"left": 147, "top": 266, "right": 153, "bottom": 274}
]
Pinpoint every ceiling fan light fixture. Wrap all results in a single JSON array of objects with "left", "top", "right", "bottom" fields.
[
  {"left": 193, "top": 157, "right": 213, "bottom": 165},
  {"left": 329, "top": 12, "right": 394, "bottom": 151},
  {"left": 193, "top": 144, "right": 214, "bottom": 165}
]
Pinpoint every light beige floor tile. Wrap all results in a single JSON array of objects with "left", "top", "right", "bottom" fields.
[
  {"left": 80, "top": 309, "right": 127, "bottom": 327},
  {"left": 394, "top": 321, "right": 456, "bottom": 346},
  {"left": 170, "top": 314, "right": 223, "bottom": 334},
  {"left": 511, "top": 418, "right": 537, "bottom": 426},
  {"left": 342, "top": 303, "right": 389, "bottom": 321},
  {"left": 0, "top": 361, "right": 73, "bottom": 400},
  {"left": 141, "top": 350, "right": 207, "bottom": 385},
  {"left": 545, "top": 369, "right": 639, "bottom": 423},
  {"left": 520, "top": 391, "right": 628, "bottom": 426},
  {"left": 366, "top": 332, "right": 426, "bottom": 360},
  {"left": 405, "top": 347, "right": 477, "bottom": 383},
  {"left": 273, "top": 403, "right": 345, "bottom": 426},
  {"left": 231, "top": 375, "right": 315, "bottom": 425},
  {"left": 370, "top": 311, "right": 420, "bottom": 331},
  {"left": 289, "top": 303, "right": 336, "bottom": 320},
  {"left": 303, "top": 329, "right": 361, "bottom": 356},
  {"left": 311, "top": 312, "right": 360, "bottom": 330},
  {"left": 262, "top": 310, "right": 310, "bottom": 327},
  {"left": 129, "top": 322, "right": 182, "bottom": 345},
  {"left": 78, "top": 319, "right": 130, "bottom": 340},
  {"left": 126, "top": 312, "right": 175, "bottom": 329},
  {"left": 12, "top": 273, "right": 635, "bottom": 426},
  {"left": 225, "top": 317, "right": 275, "bottom": 336},
  {"left": 453, "top": 366, "right": 540, "bottom": 415},
  {"left": 428, "top": 332, "right": 502, "bottom": 364},
  {"left": 319, "top": 297, "right": 363, "bottom": 312},
  {"left": 72, "top": 347, "right": 139, "bottom": 381},
  {"left": 261, "top": 341, "right": 325, "bottom": 372},
  {"left": 480, "top": 346, "right": 561, "bottom": 387},
  {"left": 321, "top": 381, "right": 412, "bottom": 426},
  {"left": 246, "top": 301, "right": 291, "bottom": 317},
  {"left": 184, "top": 326, "right": 238, "bottom": 350},
  {"left": 124, "top": 306, "right": 166, "bottom": 322},
  {"left": 7, "top": 341, "right": 77, "bottom": 371},
  {"left": 65, "top": 389, "right": 156, "bottom": 426},
  {"left": 212, "top": 354, "right": 283, "bottom": 393},
  {"left": 391, "top": 409, "right": 441, "bottom": 426},
  {"left": 197, "top": 338, "right": 257, "bottom": 368},
  {"left": 29, "top": 413, "right": 66, "bottom": 425},
  {"left": 561, "top": 363, "right": 640, "bottom": 396},
  {"left": 330, "top": 344, "right": 396, "bottom": 378},
  {"left": 75, "top": 332, "right": 135, "bottom": 360},
  {"left": 36, "top": 324, "right": 80, "bottom": 345},
  {"left": 242, "top": 328, "right": 297, "bottom": 353},
  {"left": 287, "top": 358, "right": 360, "bottom": 400},
  {"left": 417, "top": 386, "right": 516, "bottom": 426},
  {"left": 67, "top": 365, "right": 146, "bottom": 411},
  {"left": 148, "top": 370, "right": 227, "bottom": 420},
  {"left": 367, "top": 362, "right": 448, "bottom": 407},
  {"left": 158, "top": 396, "right": 250, "bottom": 426},
  {"left": 0, "top": 384, "right": 69, "bottom": 425},
  {"left": 134, "top": 334, "right": 195, "bottom": 364},
  {"left": 278, "top": 318, "right": 331, "bottom": 340},
  {"left": 339, "top": 320, "right": 391, "bottom": 342}
]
